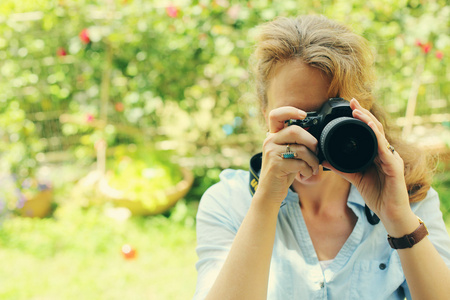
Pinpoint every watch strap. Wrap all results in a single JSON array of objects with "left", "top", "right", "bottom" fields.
[{"left": 388, "top": 218, "right": 429, "bottom": 249}]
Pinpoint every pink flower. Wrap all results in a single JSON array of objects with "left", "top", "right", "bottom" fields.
[
  {"left": 86, "top": 114, "right": 94, "bottom": 123},
  {"left": 56, "top": 47, "right": 67, "bottom": 57},
  {"left": 435, "top": 50, "right": 443, "bottom": 60},
  {"left": 166, "top": 5, "right": 178, "bottom": 18},
  {"left": 415, "top": 39, "right": 423, "bottom": 47},
  {"left": 79, "top": 28, "right": 90, "bottom": 44}
]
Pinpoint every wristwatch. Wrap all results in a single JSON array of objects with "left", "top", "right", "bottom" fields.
[{"left": 387, "top": 217, "right": 429, "bottom": 249}]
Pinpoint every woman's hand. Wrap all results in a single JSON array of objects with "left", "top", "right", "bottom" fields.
[
  {"left": 323, "top": 98, "right": 416, "bottom": 232},
  {"left": 257, "top": 106, "right": 320, "bottom": 204}
]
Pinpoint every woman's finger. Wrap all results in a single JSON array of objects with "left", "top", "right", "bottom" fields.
[
  {"left": 281, "top": 143, "right": 320, "bottom": 175},
  {"left": 350, "top": 98, "right": 384, "bottom": 134},
  {"left": 262, "top": 155, "right": 311, "bottom": 180},
  {"left": 322, "top": 160, "right": 360, "bottom": 185},
  {"left": 268, "top": 106, "right": 307, "bottom": 133},
  {"left": 367, "top": 122, "right": 397, "bottom": 164},
  {"left": 263, "top": 142, "right": 319, "bottom": 179},
  {"left": 266, "top": 124, "right": 318, "bottom": 155},
  {"left": 279, "top": 155, "right": 316, "bottom": 179}
]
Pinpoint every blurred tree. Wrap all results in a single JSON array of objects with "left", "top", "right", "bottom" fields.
[{"left": 0, "top": 0, "right": 448, "bottom": 174}]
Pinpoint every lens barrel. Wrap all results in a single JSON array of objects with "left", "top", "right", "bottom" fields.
[{"left": 320, "top": 117, "right": 377, "bottom": 173}]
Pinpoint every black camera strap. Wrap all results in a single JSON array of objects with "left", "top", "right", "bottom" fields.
[{"left": 248, "top": 152, "right": 380, "bottom": 225}]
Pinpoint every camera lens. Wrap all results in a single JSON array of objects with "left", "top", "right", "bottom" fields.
[{"left": 320, "top": 117, "right": 377, "bottom": 173}]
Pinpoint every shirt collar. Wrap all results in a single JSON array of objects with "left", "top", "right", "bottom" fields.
[
  {"left": 284, "top": 184, "right": 366, "bottom": 207},
  {"left": 347, "top": 185, "right": 366, "bottom": 207}
]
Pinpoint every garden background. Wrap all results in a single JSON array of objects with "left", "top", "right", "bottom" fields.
[{"left": 0, "top": 0, "right": 449, "bottom": 299}]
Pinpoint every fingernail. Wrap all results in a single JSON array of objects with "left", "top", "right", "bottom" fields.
[{"left": 298, "top": 110, "right": 307, "bottom": 118}]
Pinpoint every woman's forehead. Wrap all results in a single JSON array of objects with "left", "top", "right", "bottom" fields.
[{"left": 266, "top": 61, "right": 331, "bottom": 112}]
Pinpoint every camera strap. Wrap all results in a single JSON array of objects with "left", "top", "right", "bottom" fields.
[
  {"left": 249, "top": 153, "right": 263, "bottom": 196},
  {"left": 248, "top": 152, "right": 380, "bottom": 225}
]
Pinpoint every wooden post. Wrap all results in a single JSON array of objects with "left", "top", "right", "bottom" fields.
[
  {"left": 97, "top": 41, "right": 113, "bottom": 175},
  {"left": 402, "top": 62, "right": 424, "bottom": 138}
]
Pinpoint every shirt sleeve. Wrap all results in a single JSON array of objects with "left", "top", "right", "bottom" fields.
[
  {"left": 193, "top": 172, "right": 245, "bottom": 300},
  {"left": 401, "top": 187, "right": 450, "bottom": 299}
]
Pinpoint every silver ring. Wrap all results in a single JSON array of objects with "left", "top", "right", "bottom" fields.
[{"left": 281, "top": 144, "right": 297, "bottom": 159}]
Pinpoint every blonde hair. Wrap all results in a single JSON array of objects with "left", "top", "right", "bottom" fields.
[{"left": 251, "top": 15, "right": 434, "bottom": 202}]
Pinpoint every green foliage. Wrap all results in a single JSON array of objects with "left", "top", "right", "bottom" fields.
[
  {"left": 0, "top": 0, "right": 448, "bottom": 168},
  {"left": 0, "top": 101, "right": 43, "bottom": 178},
  {"left": 106, "top": 145, "right": 183, "bottom": 208}
]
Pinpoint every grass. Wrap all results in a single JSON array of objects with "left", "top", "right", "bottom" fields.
[
  {"left": 0, "top": 167, "right": 448, "bottom": 299},
  {"left": 0, "top": 201, "right": 199, "bottom": 300}
]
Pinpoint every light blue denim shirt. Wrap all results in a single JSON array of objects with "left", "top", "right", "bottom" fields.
[{"left": 194, "top": 169, "right": 450, "bottom": 299}]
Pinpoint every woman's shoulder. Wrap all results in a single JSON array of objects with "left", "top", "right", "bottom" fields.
[
  {"left": 204, "top": 168, "right": 250, "bottom": 196},
  {"left": 410, "top": 186, "right": 441, "bottom": 214},
  {"left": 219, "top": 168, "right": 249, "bottom": 184},
  {"left": 197, "top": 169, "right": 252, "bottom": 222},
  {"left": 410, "top": 187, "right": 446, "bottom": 226}
]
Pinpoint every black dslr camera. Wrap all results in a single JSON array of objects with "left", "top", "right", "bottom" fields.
[{"left": 286, "top": 98, "right": 378, "bottom": 173}]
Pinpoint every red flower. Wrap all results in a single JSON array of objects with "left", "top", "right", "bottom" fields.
[
  {"left": 56, "top": 47, "right": 67, "bottom": 57},
  {"left": 435, "top": 50, "right": 443, "bottom": 60},
  {"left": 421, "top": 42, "right": 432, "bottom": 54},
  {"left": 79, "top": 28, "right": 90, "bottom": 44},
  {"left": 166, "top": 5, "right": 178, "bottom": 18},
  {"left": 415, "top": 39, "right": 423, "bottom": 47}
]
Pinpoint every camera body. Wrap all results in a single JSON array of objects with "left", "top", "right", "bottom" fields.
[{"left": 286, "top": 98, "right": 378, "bottom": 173}]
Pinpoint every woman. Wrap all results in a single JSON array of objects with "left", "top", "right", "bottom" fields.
[{"left": 194, "top": 15, "right": 450, "bottom": 299}]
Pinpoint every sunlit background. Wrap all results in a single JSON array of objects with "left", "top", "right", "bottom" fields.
[{"left": 0, "top": 0, "right": 449, "bottom": 299}]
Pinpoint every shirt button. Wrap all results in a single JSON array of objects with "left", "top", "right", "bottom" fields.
[
  {"left": 379, "top": 263, "right": 386, "bottom": 270},
  {"left": 319, "top": 282, "right": 325, "bottom": 289}
]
